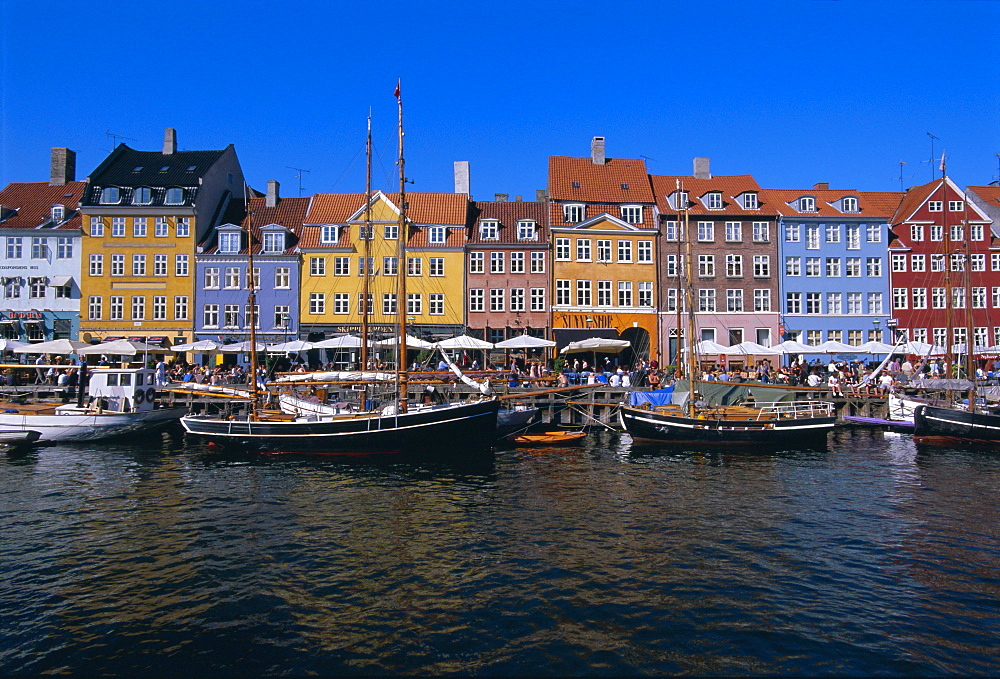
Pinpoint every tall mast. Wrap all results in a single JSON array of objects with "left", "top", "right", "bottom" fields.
[
  {"left": 245, "top": 186, "right": 259, "bottom": 421},
  {"left": 361, "top": 111, "right": 372, "bottom": 369},
  {"left": 960, "top": 183, "right": 977, "bottom": 411},
  {"left": 680, "top": 182, "right": 697, "bottom": 417},
  {"left": 673, "top": 179, "right": 683, "bottom": 373},
  {"left": 395, "top": 79, "right": 409, "bottom": 413}
]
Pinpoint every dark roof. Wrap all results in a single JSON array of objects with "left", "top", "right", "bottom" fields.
[
  {"left": 0, "top": 181, "right": 86, "bottom": 230},
  {"left": 467, "top": 200, "right": 549, "bottom": 245}
]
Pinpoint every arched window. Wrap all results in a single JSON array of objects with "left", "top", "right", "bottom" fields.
[
  {"left": 100, "top": 187, "right": 121, "bottom": 204},
  {"left": 133, "top": 187, "right": 152, "bottom": 205},
  {"left": 165, "top": 188, "right": 184, "bottom": 205}
]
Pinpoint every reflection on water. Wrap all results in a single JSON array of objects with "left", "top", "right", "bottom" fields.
[{"left": 1, "top": 427, "right": 999, "bottom": 675}]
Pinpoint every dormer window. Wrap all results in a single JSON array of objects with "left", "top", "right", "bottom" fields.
[
  {"left": 563, "top": 204, "right": 584, "bottom": 223},
  {"left": 800, "top": 196, "right": 816, "bottom": 212},
  {"left": 517, "top": 220, "right": 537, "bottom": 240},
  {"left": 705, "top": 192, "right": 723, "bottom": 210},
  {"left": 133, "top": 187, "right": 152, "bottom": 205},
  {"left": 480, "top": 220, "right": 499, "bottom": 240},
  {"left": 672, "top": 191, "right": 689, "bottom": 210},
  {"left": 842, "top": 196, "right": 859, "bottom": 213},
  {"left": 164, "top": 188, "right": 184, "bottom": 205},
  {"left": 99, "top": 187, "right": 121, "bottom": 204},
  {"left": 262, "top": 231, "right": 285, "bottom": 253},
  {"left": 621, "top": 206, "right": 643, "bottom": 224},
  {"left": 320, "top": 225, "right": 338, "bottom": 243},
  {"left": 50, "top": 205, "right": 65, "bottom": 222},
  {"left": 743, "top": 192, "right": 759, "bottom": 210},
  {"left": 218, "top": 230, "right": 242, "bottom": 253}
]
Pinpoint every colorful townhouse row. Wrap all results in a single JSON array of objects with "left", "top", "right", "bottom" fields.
[{"left": 2, "top": 129, "right": 999, "bottom": 369}]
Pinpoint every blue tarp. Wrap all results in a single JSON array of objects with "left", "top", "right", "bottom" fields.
[{"left": 629, "top": 386, "right": 675, "bottom": 407}]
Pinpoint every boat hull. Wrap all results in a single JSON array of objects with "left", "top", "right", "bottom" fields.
[
  {"left": 181, "top": 399, "right": 500, "bottom": 454},
  {"left": 513, "top": 430, "right": 586, "bottom": 446},
  {"left": 619, "top": 406, "right": 836, "bottom": 444},
  {"left": 913, "top": 404, "right": 1000, "bottom": 444},
  {"left": 0, "top": 407, "right": 186, "bottom": 442}
]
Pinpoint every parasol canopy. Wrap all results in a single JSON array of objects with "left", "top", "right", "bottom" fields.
[
  {"left": 312, "top": 335, "right": 370, "bottom": 349},
  {"left": 682, "top": 339, "right": 730, "bottom": 355},
  {"left": 437, "top": 335, "right": 495, "bottom": 350},
  {"left": 265, "top": 340, "right": 316, "bottom": 353},
  {"left": 493, "top": 335, "right": 557, "bottom": 349},
  {"left": 220, "top": 340, "right": 269, "bottom": 353},
  {"left": 0, "top": 339, "right": 29, "bottom": 352},
  {"left": 771, "top": 339, "right": 814, "bottom": 354},
  {"left": 375, "top": 334, "right": 434, "bottom": 349},
  {"left": 723, "top": 341, "right": 782, "bottom": 355},
  {"left": 77, "top": 340, "right": 175, "bottom": 356},
  {"left": 172, "top": 339, "right": 223, "bottom": 352},
  {"left": 12, "top": 339, "right": 89, "bottom": 355},
  {"left": 560, "top": 337, "right": 631, "bottom": 354}
]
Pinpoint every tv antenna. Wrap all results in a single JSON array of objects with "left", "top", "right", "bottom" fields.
[
  {"left": 894, "top": 161, "right": 912, "bottom": 192},
  {"left": 105, "top": 130, "right": 138, "bottom": 151},
  {"left": 992, "top": 153, "right": 1000, "bottom": 186},
  {"left": 922, "top": 132, "right": 940, "bottom": 180},
  {"left": 287, "top": 166, "right": 311, "bottom": 196}
]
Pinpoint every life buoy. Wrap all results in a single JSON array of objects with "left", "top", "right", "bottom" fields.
[
  {"left": 146, "top": 387, "right": 156, "bottom": 402},
  {"left": 134, "top": 389, "right": 145, "bottom": 404}
]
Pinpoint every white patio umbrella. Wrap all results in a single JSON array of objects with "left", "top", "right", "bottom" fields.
[
  {"left": 724, "top": 341, "right": 782, "bottom": 355},
  {"left": 375, "top": 334, "right": 434, "bottom": 349},
  {"left": 950, "top": 343, "right": 991, "bottom": 355},
  {"left": 172, "top": 339, "right": 223, "bottom": 352},
  {"left": 813, "top": 340, "right": 858, "bottom": 354},
  {"left": 771, "top": 339, "right": 814, "bottom": 354},
  {"left": 857, "top": 341, "right": 898, "bottom": 355},
  {"left": 493, "top": 335, "right": 557, "bottom": 349},
  {"left": 77, "top": 340, "right": 174, "bottom": 356},
  {"left": 680, "top": 339, "right": 730, "bottom": 355},
  {"left": 265, "top": 340, "right": 316, "bottom": 353},
  {"left": 561, "top": 337, "right": 631, "bottom": 354},
  {"left": 220, "top": 340, "right": 269, "bottom": 353},
  {"left": 313, "top": 335, "right": 370, "bottom": 349},
  {"left": 12, "top": 339, "right": 89, "bottom": 355},
  {"left": 897, "top": 341, "right": 947, "bottom": 356},
  {"left": 437, "top": 334, "right": 495, "bottom": 350},
  {"left": 0, "top": 339, "right": 29, "bottom": 352}
]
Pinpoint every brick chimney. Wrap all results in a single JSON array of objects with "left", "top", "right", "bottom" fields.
[
  {"left": 266, "top": 180, "right": 280, "bottom": 207},
  {"left": 454, "top": 161, "right": 470, "bottom": 194},
  {"left": 693, "top": 157, "right": 711, "bottom": 179},
  {"left": 163, "top": 127, "right": 177, "bottom": 155},
  {"left": 591, "top": 136, "right": 606, "bottom": 165},
  {"left": 536, "top": 189, "right": 547, "bottom": 201},
  {"left": 49, "top": 147, "right": 76, "bottom": 186},
  {"left": 495, "top": 193, "right": 508, "bottom": 202},
  {"left": 814, "top": 182, "right": 829, "bottom": 190}
]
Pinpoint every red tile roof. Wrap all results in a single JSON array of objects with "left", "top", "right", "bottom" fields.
[
  {"left": 548, "top": 156, "right": 653, "bottom": 203},
  {"left": 650, "top": 174, "right": 766, "bottom": 216},
  {"left": 201, "top": 196, "right": 310, "bottom": 255},
  {"left": 890, "top": 178, "right": 943, "bottom": 225},
  {"left": 305, "top": 191, "right": 468, "bottom": 226},
  {"left": 468, "top": 201, "right": 548, "bottom": 245},
  {"left": 761, "top": 187, "right": 902, "bottom": 219},
  {"left": 0, "top": 181, "right": 86, "bottom": 230}
]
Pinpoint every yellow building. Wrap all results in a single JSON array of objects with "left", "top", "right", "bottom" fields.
[
  {"left": 79, "top": 128, "right": 244, "bottom": 345},
  {"left": 299, "top": 191, "right": 468, "bottom": 343}
]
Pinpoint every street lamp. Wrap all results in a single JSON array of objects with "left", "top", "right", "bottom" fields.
[{"left": 872, "top": 318, "right": 881, "bottom": 343}]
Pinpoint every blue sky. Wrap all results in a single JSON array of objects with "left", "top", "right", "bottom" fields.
[{"left": 1, "top": 0, "right": 997, "bottom": 200}]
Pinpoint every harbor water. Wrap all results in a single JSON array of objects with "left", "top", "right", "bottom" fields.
[{"left": 2, "top": 427, "right": 998, "bottom": 675}]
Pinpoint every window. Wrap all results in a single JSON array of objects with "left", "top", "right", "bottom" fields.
[
  {"left": 563, "top": 204, "right": 584, "bottom": 222},
  {"left": 786, "top": 292, "right": 802, "bottom": 314},
  {"left": 576, "top": 239, "right": 592, "bottom": 261},
  {"left": 674, "top": 191, "right": 688, "bottom": 209},
  {"left": 805, "top": 292, "right": 821, "bottom": 314},
  {"left": 618, "top": 281, "right": 633, "bottom": 306},
  {"left": 698, "top": 255, "right": 715, "bottom": 277},
  {"left": 262, "top": 232, "right": 283, "bottom": 253},
  {"left": 517, "top": 220, "right": 537, "bottom": 240},
  {"left": 911, "top": 224, "right": 924, "bottom": 241},
  {"left": 381, "top": 223, "right": 397, "bottom": 240},
  {"left": 309, "top": 293, "right": 325, "bottom": 315},
  {"left": 530, "top": 251, "right": 545, "bottom": 273},
  {"left": 891, "top": 254, "right": 907, "bottom": 272},
  {"left": 133, "top": 187, "right": 152, "bottom": 205},
  {"left": 407, "top": 293, "right": 422, "bottom": 315},
  {"left": 866, "top": 223, "right": 881, "bottom": 242},
  {"left": 665, "top": 254, "right": 680, "bottom": 277},
  {"left": 753, "top": 255, "right": 770, "bottom": 277},
  {"left": 950, "top": 253, "right": 965, "bottom": 271},
  {"left": 204, "top": 267, "right": 220, "bottom": 289},
  {"left": 930, "top": 254, "right": 945, "bottom": 272},
  {"left": 827, "top": 292, "right": 842, "bottom": 314},
  {"left": 866, "top": 258, "right": 882, "bottom": 277},
  {"left": 480, "top": 220, "right": 499, "bottom": 240},
  {"left": 621, "top": 205, "right": 642, "bottom": 224},
  {"left": 222, "top": 304, "right": 239, "bottom": 328},
  {"left": 219, "top": 231, "right": 241, "bottom": 253},
  {"left": 597, "top": 280, "right": 612, "bottom": 306},
  {"left": 806, "top": 226, "right": 820, "bottom": 249},
  {"left": 555, "top": 280, "right": 570, "bottom": 306},
  {"left": 752, "top": 222, "right": 769, "bottom": 242},
  {"left": 111, "top": 254, "right": 125, "bottom": 276},
  {"left": 846, "top": 257, "right": 861, "bottom": 277},
  {"left": 153, "top": 296, "right": 167, "bottom": 321},
  {"left": 842, "top": 196, "right": 858, "bottom": 212},
  {"left": 510, "top": 252, "right": 525, "bottom": 273},
  {"left": 892, "top": 288, "right": 908, "bottom": 310},
  {"left": 848, "top": 330, "right": 863, "bottom": 346},
  {"left": 664, "top": 221, "right": 678, "bottom": 241},
  {"left": 176, "top": 217, "right": 190, "bottom": 237},
  {"left": 90, "top": 217, "right": 104, "bottom": 237},
  {"left": 31, "top": 238, "right": 48, "bottom": 259},
  {"left": 490, "top": 289, "right": 505, "bottom": 312},
  {"left": 971, "top": 254, "right": 986, "bottom": 272},
  {"left": 800, "top": 196, "right": 816, "bottom": 212},
  {"left": 176, "top": 256, "right": 190, "bottom": 278},
  {"left": 224, "top": 267, "right": 240, "bottom": 289},
  {"left": 665, "top": 289, "right": 680, "bottom": 312},
  {"left": 867, "top": 293, "right": 883, "bottom": 315},
  {"left": 949, "top": 200, "right": 963, "bottom": 211},
  {"left": 320, "top": 225, "right": 338, "bottom": 243},
  {"left": 429, "top": 293, "right": 444, "bottom": 315},
  {"left": 638, "top": 241, "right": 652, "bottom": 263},
  {"left": 911, "top": 254, "right": 926, "bottom": 272},
  {"left": 469, "top": 289, "right": 484, "bottom": 312},
  {"left": 950, "top": 224, "right": 963, "bottom": 241},
  {"left": 697, "top": 222, "right": 714, "bottom": 242},
  {"left": 174, "top": 296, "right": 188, "bottom": 321},
  {"left": 805, "top": 257, "right": 821, "bottom": 277},
  {"left": 357, "top": 224, "right": 373, "bottom": 241},
  {"left": 744, "top": 192, "right": 759, "bottom": 210},
  {"left": 597, "top": 240, "right": 612, "bottom": 262},
  {"left": 555, "top": 238, "right": 570, "bottom": 260},
  {"left": 382, "top": 293, "right": 397, "bottom": 315},
  {"left": 111, "top": 217, "right": 126, "bottom": 237},
  {"left": 826, "top": 258, "right": 841, "bottom": 277},
  {"left": 727, "top": 254, "right": 743, "bottom": 277},
  {"left": 930, "top": 225, "right": 943, "bottom": 241},
  {"left": 89, "top": 254, "right": 104, "bottom": 276},
  {"left": 491, "top": 252, "right": 504, "bottom": 274},
  {"left": 88, "top": 296, "right": 102, "bottom": 320},
  {"left": 131, "top": 254, "right": 146, "bottom": 276},
  {"left": 154, "top": 254, "right": 167, "bottom": 276},
  {"left": 429, "top": 258, "right": 444, "bottom": 276},
  {"left": 725, "top": 222, "right": 742, "bottom": 242},
  {"left": 971, "top": 224, "right": 984, "bottom": 241},
  {"left": 785, "top": 224, "right": 800, "bottom": 242},
  {"left": 469, "top": 252, "right": 484, "bottom": 273},
  {"left": 699, "top": 289, "right": 716, "bottom": 312},
  {"left": 5, "top": 237, "right": 22, "bottom": 258},
  {"left": 383, "top": 256, "right": 398, "bottom": 277},
  {"left": 28, "top": 277, "right": 46, "bottom": 298},
  {"left": 100, "top": 187, "right": 121, "bottom": 204},
  {"left": 705, "top": 192, "right": 723, "bottom": 210},
  {"left": 110, "top": 296, "right": 124, "bottom": 320},
  {"left": 826, "top": 224, "right": 840, "bottom": 243},
  {"left": 428, "top": 227, "right": 446, "bottom": 244},
  {"left": 576, "top": 280, "right": 592, "bottom": 306},
  {"left": 155, "top": 217, "right": 169, "bottom": 237},
  {"left": 406, "top": 257, "right": 421, "bottom": 276},
  {"left": 133, "top": 217, "right": 147, "bottom": 237},
  {"left": 530, "top": 288, "right": 545, "bottom": 312},
  {"left": 510, "top": 288, "right": 525, "bottom": 312},
  {"left": 165, "top": 188, "right": 184, "bottom": 204},
  {"left": 131, "top": 296, "right": 145, "bottom": 320},
  {"left": 203, "top": 304, "right": 219, "bottom": 328},
  {"left": 310, "top": 257, "right": 326, "bottom": 276},
  {"left": 248, "top": 267, "right": 260, "bottom": 290},
  {"left": 357, "top": 293, "right": 373, "bottom": 315},
  {"left": 848, "top": 292, "right": 863, "bottom": 314},
  {"left": 785, "top": 257, "right": 801, "bottom": 276},
  {"left": 617, "top": 241, "right": 632, "bottom": 263},
  {"left": 333, "top": 293, "right": 349, "bottom": 315},
  {"left": 727, "top": 289, "right": 744, "bottom": 312},
  {"left": 754, "top": 289, "right": 771, "bottom": 313}
]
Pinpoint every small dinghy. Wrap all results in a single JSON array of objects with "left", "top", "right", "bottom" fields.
[{"left": 512, "top": 430, "right": 587, "bottom": 446}]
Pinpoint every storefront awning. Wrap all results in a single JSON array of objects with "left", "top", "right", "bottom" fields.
[
  {"left": 128, "top": 336, "right": 145, "bottom": 342},
  {"left": 48, "top": 275, "right": 73, "bottom": 287}
]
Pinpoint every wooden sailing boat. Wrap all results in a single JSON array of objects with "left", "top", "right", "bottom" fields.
[
  {"left": 618, "top": 180, "right": 836, "bottom": 444},
  {"left": 180, "top": 83, "right": 499, "bottom": 453}
]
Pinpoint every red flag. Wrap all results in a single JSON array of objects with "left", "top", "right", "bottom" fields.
[{"left": 394, "top": 79, "right": 400, "bottom": 99}]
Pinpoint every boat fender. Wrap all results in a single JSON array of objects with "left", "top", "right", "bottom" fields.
[
  {"left": 146, "top": 387, "right": 156, "bottom": 402},
  {"left": 134, "top": 389, "right": 145, "bottom": 405}
]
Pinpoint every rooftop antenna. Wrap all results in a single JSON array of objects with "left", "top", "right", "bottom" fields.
[
  {"left": 105, "top": 130, "right": 138, "bottom": 151},
  {"left": 894, "top": 161, "right": 912, "bottom": 192},
  {"left": 991, "top": 154, "right": 1000, "bottom": 186},
  {"left": 286, "top": 166, "right": 311, "bottom": 196},
  {"left": 923, "top": 132, "right": 940, "bottom": 180}
]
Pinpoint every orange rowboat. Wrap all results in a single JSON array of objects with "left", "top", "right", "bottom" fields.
[{"left": 512, "top": 430, "right": 587, "bottom": 446}]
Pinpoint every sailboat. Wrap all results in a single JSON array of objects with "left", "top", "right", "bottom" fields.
[
  {"left": 618, "top": 181, "right": 836, "bottom": 444},
  {"left": 181, "top": 85, "right": 499, "bottom": 453}
]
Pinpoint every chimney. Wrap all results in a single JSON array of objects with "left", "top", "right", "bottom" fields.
[
  {"left": 693, "top": 157, "right": 711, "bottom": 179},
  {"left": 591, "top": 136, "right": 606, "bottom": 165},
  {"left": 495, "top": 193, "right": 508, "bottom": 202},
  {"left": 536, "top": 189, "right": 547, "bottom": 201},
  {"left": 49, "top": 147, "right": 76, "bottom": 186},
  {"left": 266, "top": 180, "right": 280, "bottom": 208},
  {"left": 454, "top": 161, "right": 470, "bottom": 194},
  {"left": 515, "top": 195, "right": 522, "bottom": 202},
  {"left": 814, "top": 182, "right": 829, "bottom": 191},
  {"left": 163, "top": 127, "right": 177, "bottom": 155}
]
